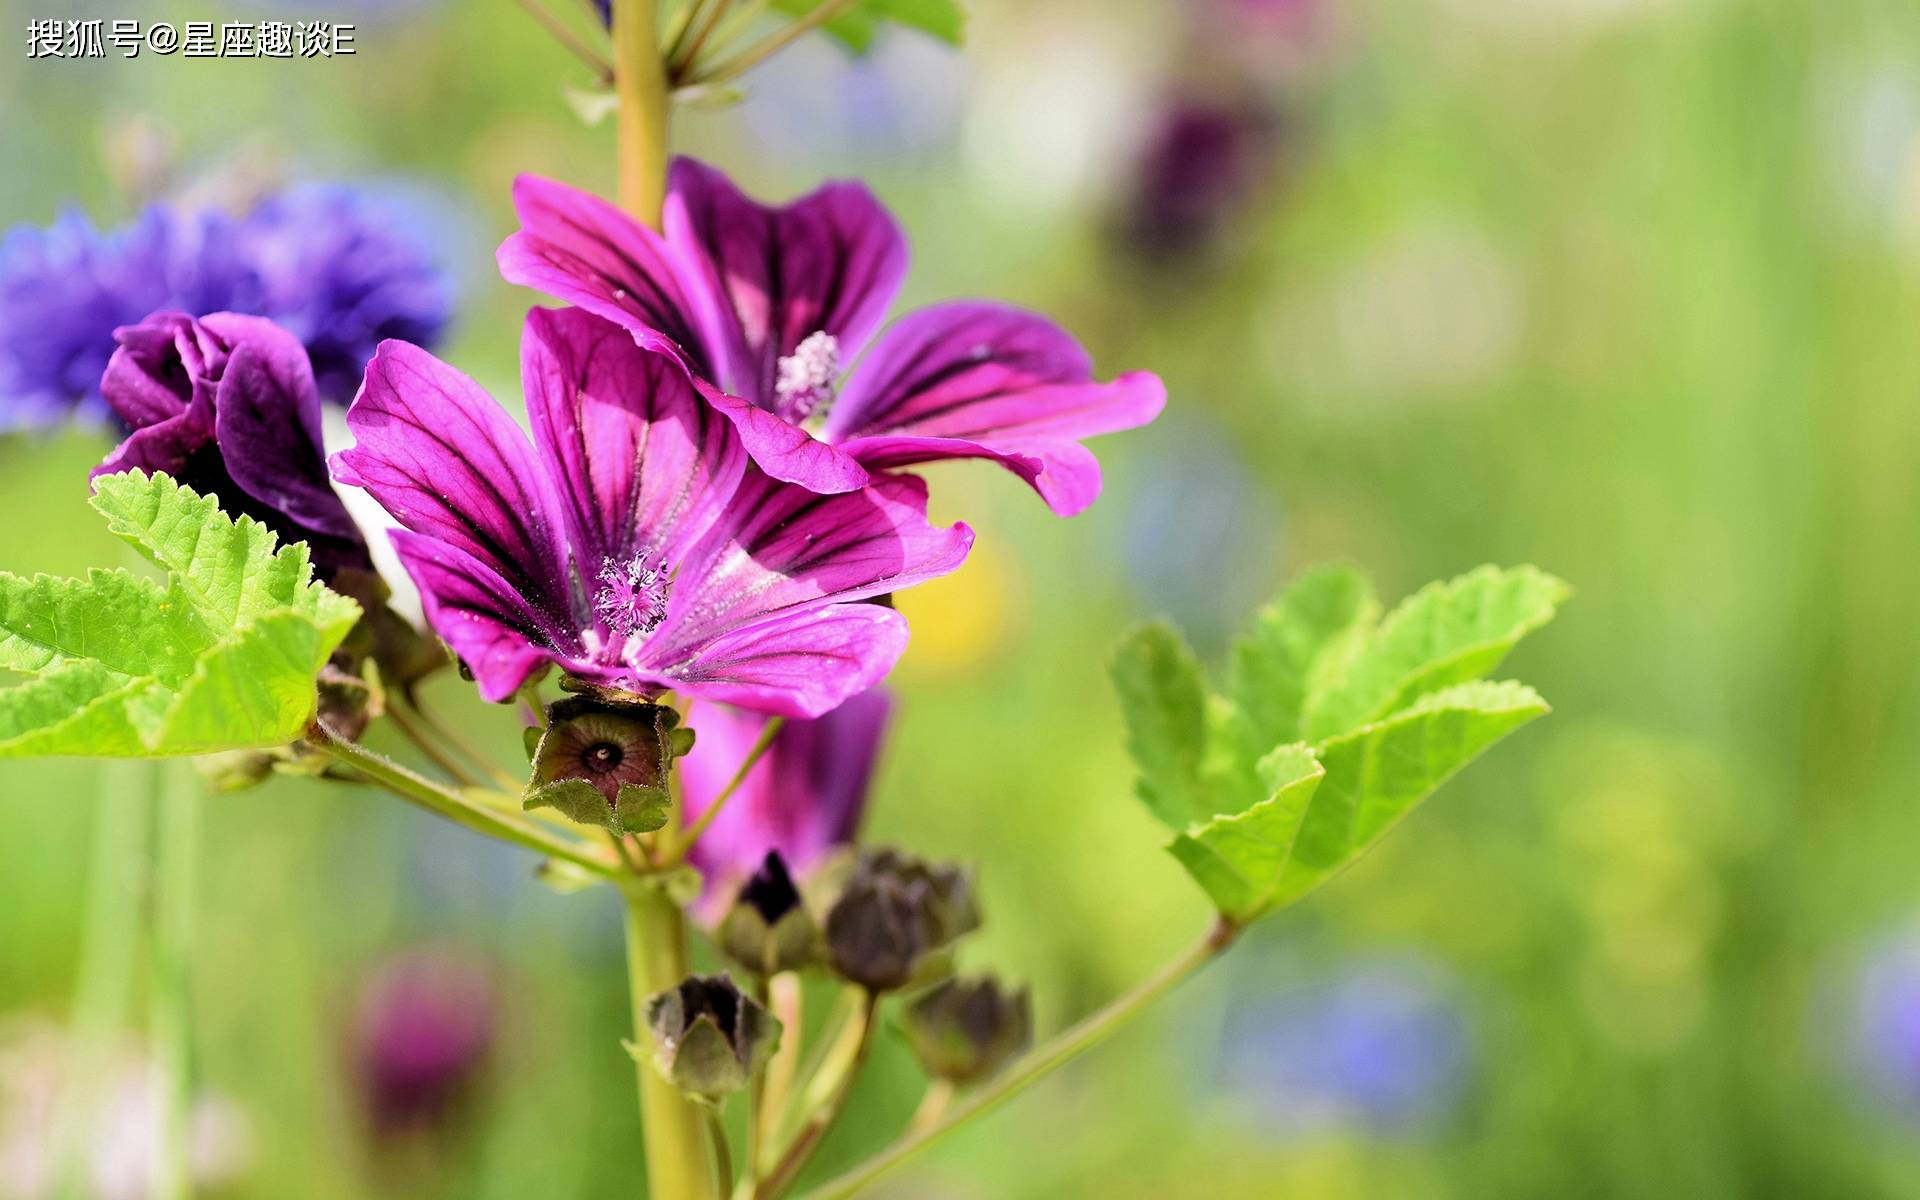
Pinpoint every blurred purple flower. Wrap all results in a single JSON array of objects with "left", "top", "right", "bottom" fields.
[
  {"left": 681, "top": 688, "right": 890, "bottom": 912},
  {"left": 499, "top": 157, "right": 1164, "bottom": 514},
  {"left": 0, "top": 185, "right": 451, "bottom": 431},
  {"left": 1123, "top": 94, "right": 1276, "bottom": 260},
  {"left": 1218, "top": 957, "right": 1472, "bottom": 1136},
  {"left": 333, "top": 308, "right": 971, "bottom": 715},
  {"left": 1842, "top": 925, "right": 1920, "bottom": 1117},
  {"left": 350, "top": 948, "right": 496, "bottom": 1136},
  {"left": 91, "top": 311, "right": 372, "bottom": 582}
]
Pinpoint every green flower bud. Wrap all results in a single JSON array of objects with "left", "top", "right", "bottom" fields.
[
  {"left": 641, "top": 974, "right": 780, "bottom": 1103},
  {"left": 900, "top": 975, "right": 1032, "bottom": 1086},
  {"left": 822, "top": 848, "right": 980, "bottom": 992},
  {"left": 523, "top": 695, "right": 679, "bottom": 833},
  {"left": 717, "top": 852, "right": 821, "bottom": 977}
]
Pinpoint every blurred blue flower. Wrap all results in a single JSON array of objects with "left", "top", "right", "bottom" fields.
[
  {"left": 1842, "top": 925, "right": 1920, "bottom": 1117},
  {"left": 0, "top": 184, "right": 453, "bottom": 431},
  {"left": 1217, "top": 956, "right": 1473, "bottom": 1137}
]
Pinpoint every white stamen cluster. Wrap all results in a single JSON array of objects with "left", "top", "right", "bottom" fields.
[{"left": 774, "top": 330, "right": 841, "bottom": 421}]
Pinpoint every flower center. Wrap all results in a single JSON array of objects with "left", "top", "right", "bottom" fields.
[
  {"left": 774, "top": 330, "right": 840, "bottom": 422},
  {"left": 594, "top": 554, "right": 672, "bottom": 639},
  {"left": 581, "top": 740, "right": 625, "bottom": 774}
]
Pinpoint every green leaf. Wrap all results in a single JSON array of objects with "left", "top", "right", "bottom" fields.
[
  {"left": 0, "top": 472, "right": 361, "bottom": 758},
  {"left": 1111, "top": 621, "right": 1211, "bottom": 829},
  {"left": 1167, "top": 744, "right": 1324, "bottom": 921},
  {"left": 769, "top": 0, "right": 964, "bottom": 53},
  {"left": 1300, "top": 565, "right": 1568, "bottom": 742},
  {"left": 1225, "top": 565, "right": 1378, "bottom": 753},
  {"left": 1273, "top": 681, "right": 1549, "bottom": 907}
]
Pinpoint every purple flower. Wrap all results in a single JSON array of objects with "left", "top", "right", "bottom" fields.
[
  {"left": 0, "top": 207, "right": 243, "bottom": 431},
  {"left": 497, "top": 158, "right": 1165, "bottom": 515},
  {"left": 91, "top": 311, "right": 372, "bottom": 581},
  {"left": 332, "top": 308, "right": 972, "bottom": 716},
  {"left": 0, "top": 185, "right": 451, "bottom": 430},
  {"left": 681, "top": 688, "right": 890, "bottom": 909},
  {"left": 1124, "top": 95, "right": 1276, "bottom": 259},
  {"left": 1839, "top": 924, "right": 1920, "bottom": 1118},
  {"left": 350, "top": 948, "right": 496, "bottom": 1135}
]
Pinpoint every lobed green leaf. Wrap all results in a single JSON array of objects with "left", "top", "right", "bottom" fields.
[{"left": 1110, "top": 621, "right": 1212, "bottom": 829}]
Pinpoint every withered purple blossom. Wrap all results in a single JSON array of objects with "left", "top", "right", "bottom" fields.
[
  {"left": 332, "top": 309, "right": 972, "bottom": 717},
  {"left": 498, "top": 157, "right": 1165, "bottom": 515}
]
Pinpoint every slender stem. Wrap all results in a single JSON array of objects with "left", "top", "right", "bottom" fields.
[
  {"left": 403, "top": 696, "right": 525, "bottom": 792},
  {"left": 690, "top": 0, "right": 858, "bottom": 87},
  {"left": 703, "top": 0, "right": 773, "bottom": 65},
  {"left": 756, "top": 973, "right": 803, "bottom": 1173},
  {"left": 148, "top": 762, "right": 198, "bottom": 1200},
  {"left": 757, "top": 991, "right": 876, "bottom": 1200},
  {"left": 53, "top": 762, "right": 152, "bottom": 1200},
  {"left": 706, "top": 1107, "right": 736, "bottom": 1195},
  {"left": 668, "top": 0, "right": 733, "bottom": 79},
  {"left": 309, "top": 719, "right": 617, "bottom": 877},
  {"left": 517, "top": 0, "right": 615, "bottom": 82},
  {"left": 904, "top": 1080, "right": 953, "bottom": 1138},
  {"left": 614, "top": 0, "right": 672, "bottom": 225},
  {"left": 385, "top": 700, "right": 480, "bottom": 788},
  {"left": 798, "top": 919, "right": 1240, "bottom": 1200},
  {"left": 776, "top": 985, "right": 856, "bottom": 1144},
  {"left": 625, "top": 885, "right": 722, "bottom": 1200},
  {"left": 667, "top": 716, "right": 783, "bottom": 863}
]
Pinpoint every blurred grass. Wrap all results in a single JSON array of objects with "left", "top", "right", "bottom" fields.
[{"left": 6, "top": 0, "right": 1920, "bottom": 1196}]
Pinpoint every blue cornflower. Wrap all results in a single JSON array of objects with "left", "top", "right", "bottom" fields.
[{"left": 0, "top": 184, "right": 453, "bottom": 431}]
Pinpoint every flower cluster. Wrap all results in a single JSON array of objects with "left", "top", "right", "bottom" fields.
[{"left": 0, "top": 184, "right": 451, "bottom": 430}]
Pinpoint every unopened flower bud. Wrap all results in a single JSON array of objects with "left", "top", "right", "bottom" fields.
[
  {"left": 717, "top": 852, "right": 821, "bottom": 976},
  {"left": 823, "top": 848, "right": 980, "bottom": 992},
  {"left": 642, "top": 974, "right": 780, "bottom": 1103},
  {"left": 901, "top": 975, "right": 1032, "bottom": 1086},
  {"left": 524, "top": 695, "right": 679, "bottom": 833}
]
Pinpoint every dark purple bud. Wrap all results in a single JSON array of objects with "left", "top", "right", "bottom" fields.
[
  {"left": 642, "top": 973, "right": 780, "bottom": 1102},
  {"left": 822, "top": 848, "right": 980, "bottom": 992},
  {"left": 901, "top": 975, "right": 1032, "bottom": 1085},
  {"left": 350, "top": 949, "right": 496, "bottom": 1136},
  {"left": 92, "top": 310, "right": 371, "bottom": 583},
  {"left": 717, "top": 851, "right": 822, "bottom": 976},
  {"left": 1124, "top": 95, "right": 1276, "bottom": 260}
]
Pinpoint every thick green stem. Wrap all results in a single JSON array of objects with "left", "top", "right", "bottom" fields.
[
  {"left": 614, "top": 0, "right": 671, "bottom": 225},
  {"left": 798, "top": 919, "right": 1240, "bottom": 1200},
  {"left": 624, "top": 884, "right": 722, "bottom": 1200},
  {"left": 148, "top": 762, "right": 198, "bottom": 1200},
  {"left": 309, "top": 719, "right": 616, "bottom": 877}
]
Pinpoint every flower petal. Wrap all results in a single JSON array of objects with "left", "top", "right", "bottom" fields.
[
  {"left": 695, "top": 380, "right": 870, "bottom": 494},
  {"left": 638, "top": 604, "right": 910, "bottom": 718},
  {"left": 826, "top": 301, "right": 1165, "bottom": 514},
  {"left": 651, "top": 471, "right": 972, "bottom": 654},
  {"left": 664, "top": 157, "right": 907, "bottom": 404},
  {"left": 388, "top": 529, "right": 583, "bottom": 702},
  {"left": 521, "top": 307, "right": 746, "bottom": 572},
  {"left": 202, "top": 313, "right": 362, "bottom": 545},
  {"left": 497, "top": 175, "right": 711, "bottom": 369},
  {"left": 332, "top": 340, "right": 575, "bottom": 620}
]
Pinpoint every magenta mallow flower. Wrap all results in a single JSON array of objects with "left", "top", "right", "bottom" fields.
[
  {"left": 350, "top": 948, "right": 495, "bottom": 1136},
  {"left": 92, "top": 311, "right": 371, "bottom": 581},
  {"left": 497, "top": 157, "right": 1165, "bottom": 516},
  {"left": 332, "top": 309, "right": 972, "bottom": 717},
  {"left": 681, "top": 688, "right": 890, "bottom": 911}
]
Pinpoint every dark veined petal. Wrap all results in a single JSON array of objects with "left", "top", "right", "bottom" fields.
[
  {"left": 521, "top": 307, "right": 745, "bottom": 573},
  {"left": 651, "top": 471, "right": 972, "bottom": 655},
  {"left": 694, "top": 379, "right": 870, "bottom": 494},
  {"left": 497, "top": 175, "right": 710, "bottom": 370},
  {"left": 387, "top": 529, "right": 585, "bottom": 702},
  {"left": 663, "top": 157, "right": 907, "bottom": 406},
  {"left": 635, "top": 604, "right": 910, "bottom": 718},
  {"left": 332, "top": 340, "right": 575, "bottom": 623},
  {"left": 826, "top": 301, "right": 1166, "bottom": 515},
  {"left": 201, "top": 313, "right": 361, "bottom": 545}
]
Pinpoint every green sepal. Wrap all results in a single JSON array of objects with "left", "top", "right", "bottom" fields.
[{"left": 523, "top": 779, "right": 671, "bottom": 835}]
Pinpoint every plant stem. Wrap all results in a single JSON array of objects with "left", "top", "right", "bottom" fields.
[
  {"left": 905, "top": 1079, "right": 953, "bottom": 1137},
  {"left": 757, "top": 990, "right": 876, "bottom": 1200},
  {"left": 667, "top": 716, "right": 783, "bottom": 863},
  {"left": 613, "top": 0, "right": 671, "bottom": 225},
  {"left": 624, "top": 884, "right": 722, "bottom": 1200},
  {"left": 53, "top": 761, "right": 152, "bottom": 1200},
  {"left": 797, "top": 919, "right": 1240, "bottom": 1200},
  {"left": 148, "top": 761, "right": 198, "bottom": 1200},
  {"left": 403, "top": 695, "right": 526, "bottom": 792},
  {"left": 309, "top": 719, "right": 617, "bottom": 877},
  {"left": 385, "top": 700, "right": 480, "bottom": 788},
  {"left": 516, "top": 0, "right": 615, "bottom": 82},
  {"left": 755, "top": 973, "right": 804, "bottom": 1173},
  {"left": 668, "top": 0, "right": 733, "bottom": 79},
  {"left": 691, "top": 0, "right": 858, "bottom": 87},
  {"left": 706, "top": 1107, "right": 736, "bottom": 1195}
]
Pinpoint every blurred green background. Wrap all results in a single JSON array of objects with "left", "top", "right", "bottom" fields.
[{"left": 5, "top": 0, "right": 1920, "bottom": 1195}]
